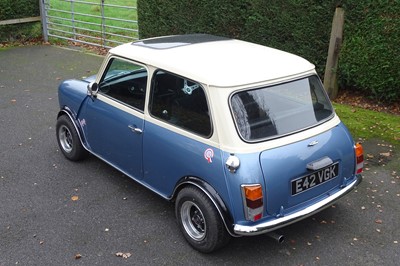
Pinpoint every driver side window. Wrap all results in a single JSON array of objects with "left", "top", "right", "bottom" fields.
[{"left": 99, "top": 58, "right": 148, "bottom": 111}]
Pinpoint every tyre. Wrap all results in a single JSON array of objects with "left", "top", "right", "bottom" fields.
[
  {"left": 175, "top": 186, "right": 230, "bottom": 253},
  {"left": 56, "top": 115, "right": 88, "bottom": 161}
]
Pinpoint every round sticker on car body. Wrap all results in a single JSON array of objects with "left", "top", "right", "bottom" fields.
[{"left": 204, "top": 148, "right": 214, "bottom": 163}]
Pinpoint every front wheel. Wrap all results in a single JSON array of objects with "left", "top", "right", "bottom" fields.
[
  {"left": 175, "top": 186, "right": 230, "bottom": 253},
  {"left": 56, "top": 115, "right": 88, "bottom": 161}
]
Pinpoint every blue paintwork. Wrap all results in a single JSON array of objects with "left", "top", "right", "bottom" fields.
[
  {"left": 142, "top": 121, "right": 231, "bottom": 203},
  {"left": 58, "top": 79, "right": 89, "bottom": 119},
  {"left": 259, "top": 123, "right": 355, "bottom": 216},
  {"left": 79, "top": 97, "right": 144, "bottom": 178},
  {"left": 58, "top": 74, "right": 359, "bottom": 235}
]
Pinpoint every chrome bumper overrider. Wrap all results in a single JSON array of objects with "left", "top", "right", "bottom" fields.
[{"left": 233, "top": 175, "right": 362, "bottom": 236}]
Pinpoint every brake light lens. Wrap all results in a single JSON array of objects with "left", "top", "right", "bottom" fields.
[
  {"left": 242, "top": 184, "right": 263, "bottom": 221},
  {"left": 355, "top": 143, "right": 364, "bottom": 174}
]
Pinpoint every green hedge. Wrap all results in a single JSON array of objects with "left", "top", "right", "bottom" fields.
[
  {"left": 0, "top": 0, "right": 39, "bottom": 20},
  {"left": 138, "top": 0, "right": 400, "bottom": 103},
  {"left": 0, "top": 0, "right": 41, "bottom": 42},
  {"left": 339, "top": 0, "right": 400, "bottom": 103}
]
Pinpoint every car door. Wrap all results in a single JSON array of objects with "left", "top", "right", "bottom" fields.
[{"left": 79, "top": 57, "right": 148, "bottom": 179}]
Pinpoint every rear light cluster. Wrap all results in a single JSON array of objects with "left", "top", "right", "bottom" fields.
[
  {"left": 241, "top": 184, "right": 263, "bottom": 221},
  {"left": 355, "top": 143, "right": 364, "bottom": 174}
]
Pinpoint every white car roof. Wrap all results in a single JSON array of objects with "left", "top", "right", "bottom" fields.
[{"left": 109, "top": 34, "right": 315, "bottom": 87}]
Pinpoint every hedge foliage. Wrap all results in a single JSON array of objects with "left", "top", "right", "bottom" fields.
[
  {"left": 0, "top": 0, "right": 41, "bottom": 42},
  {"left": 0, "top": 0, "right": 39, "bottom": 20},
  {"left": 339, "top": 0, "right": 400, "bottom": 103},
  {"left": 138, "top": 0, "right": 400, "bottom": 102}
]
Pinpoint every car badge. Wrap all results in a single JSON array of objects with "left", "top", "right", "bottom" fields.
[
  {"left": 308, "top": 140, "right": 319, "bottom": 147},
  {"left": 204, "top": 148, "right": 214, "bottom": 163}
]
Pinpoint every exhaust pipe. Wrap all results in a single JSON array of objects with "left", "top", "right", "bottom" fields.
[{"left": 266, "top": 231, "right": 285, "bottom": 244}]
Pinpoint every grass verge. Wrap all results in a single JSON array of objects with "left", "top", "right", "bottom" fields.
[{"left": 334, "top": 103, "right": 400, "bottom": 146}]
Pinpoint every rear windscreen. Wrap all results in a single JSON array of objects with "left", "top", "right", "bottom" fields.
[{"left": 230, "top": 75, "right": 334, "bottom": 142}]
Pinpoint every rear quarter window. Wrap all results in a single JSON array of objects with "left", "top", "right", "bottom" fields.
[
  {"left": 230, "top": 75, "right": 333, "bottom": 142},
  {"left": 149, "top": 71, "right": 212, "bottom": 137}
]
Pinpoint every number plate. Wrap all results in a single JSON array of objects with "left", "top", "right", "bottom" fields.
[{"left": 291, "top": 162, "right": 339, "bottom": 196}]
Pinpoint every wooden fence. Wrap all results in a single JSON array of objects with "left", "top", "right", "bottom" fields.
[{"left": 0, "top": 16, "right": 41, "bottom": 26}]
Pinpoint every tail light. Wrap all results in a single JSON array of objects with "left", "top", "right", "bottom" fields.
[
  {"left": 355, "top": 143, "right": 364, "bottom": 174},
  {"left": 241, "top": 184, "right": 263, "bottom": 221}
]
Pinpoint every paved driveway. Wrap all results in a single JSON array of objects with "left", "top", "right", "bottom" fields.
[{"left": 0, "top": 45, "right": 399, "bottom": 265}]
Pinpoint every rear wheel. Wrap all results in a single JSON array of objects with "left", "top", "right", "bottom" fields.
[
  {"left": 175, "top": 186, "right": 230, "bottom": 253},
  {"left": 56, "top": 115, "right": 87, "bottom": 161}
]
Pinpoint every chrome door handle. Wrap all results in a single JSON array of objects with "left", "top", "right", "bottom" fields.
[{"left": 128, "top": 125, "right": 143, "bottom": 134}]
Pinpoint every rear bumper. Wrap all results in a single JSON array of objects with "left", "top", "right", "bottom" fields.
[{"left": 233, "top": 174, "right": 362, "bottom": 236}]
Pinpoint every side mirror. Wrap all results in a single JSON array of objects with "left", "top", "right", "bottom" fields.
[{"left": 87, "top": 82, "right": 99, "bottom": 97}]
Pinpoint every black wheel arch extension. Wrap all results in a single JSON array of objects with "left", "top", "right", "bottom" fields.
[
  {"left": 173, "top": 176, "right": 236, "bottom": 236},
  {"left": 57, "top": 108, "right": 88, "bottom": 149}
]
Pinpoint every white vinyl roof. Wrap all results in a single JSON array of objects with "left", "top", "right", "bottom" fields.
[{"left": 109, "top": 34, "right": 315, "bottom": 87}]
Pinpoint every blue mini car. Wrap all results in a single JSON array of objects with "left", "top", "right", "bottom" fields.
[{"left": 56, "top": 34, "right": 363, "bottom": 253}]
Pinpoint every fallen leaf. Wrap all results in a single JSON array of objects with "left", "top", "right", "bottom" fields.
[
  {"left": 75, "top": 254, "right": 82, "bottom": 259},
  {"left": 380, "top": 152, "right": 390, "bottom": 157},
  {"left": 116, "top": 252, "right": 131, "bottom": 259},
  {"left": 71, "top": 196, "right": 79, "bottom": 201}
]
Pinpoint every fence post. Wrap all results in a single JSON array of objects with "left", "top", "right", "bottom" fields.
[
  {"left": 101, "top": 0, "right": 106, "bottom": 47},
  {"left": 71, "top": 0, "right": 76, "bottom": 40},
  {"left": 323, "top": 7, "right": 344, "bottom": 100},
  {"left": 39, "top": 0, "right": 48, "bottom": 42}
]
